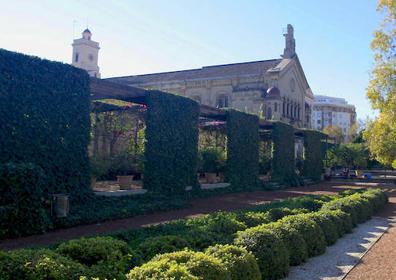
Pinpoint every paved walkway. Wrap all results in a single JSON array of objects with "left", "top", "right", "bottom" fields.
[
  {"left": 0, "top": 182, "right": 354, "bottom": 251},
  {"left": 344, "top": 186, "right": 396, "bottom": 280},
  {"left": 285, "top": 217, "right": 389, "bottom": 280}
]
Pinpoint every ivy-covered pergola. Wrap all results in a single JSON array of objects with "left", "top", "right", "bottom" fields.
[{"left": 90, "top": 78, "right": 327, "bottom": 191}]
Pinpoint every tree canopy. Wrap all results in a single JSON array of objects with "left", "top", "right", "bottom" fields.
[{"left": 364, "top": 0, "right": 396, "bottom": 168}]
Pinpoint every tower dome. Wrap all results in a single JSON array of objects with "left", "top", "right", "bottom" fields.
[
  {"left": 72, "top": 28, "right": 100, "bottom": 78},
  {"left": 82, "top": 28, "right": 92, "bottom": 40},
  {"left": 266, "top": 87, "right": 281, "bottom": 99}
]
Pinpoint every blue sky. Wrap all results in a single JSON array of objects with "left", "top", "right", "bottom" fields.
[{"left": 0, "top": 0, "right": 382, "bottom": 119}]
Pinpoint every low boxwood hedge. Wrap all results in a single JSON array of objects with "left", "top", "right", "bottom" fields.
[
  {"left": 307, "top": 211, "right": 339, "bottom": 246},
  {"left": 234, "top": 225, "right": 289, "bottom": 280},
  {"left": 259, "top": 222, "right": 308, "bottom": 266},
  {"left": 0, "top": 189, "right": 388, "bottom": 280},
  {"left": 0, "top": 249, "right": 86, "bottom": 280},
  {"left": 205, "top": 244, "right": 261, "bottom": 280},
  {"left": 137, "top": 235, "right": 190, "bottom": 262},
  {"left": 127, "top": 250, "right": 229, "bottom": 280},
  {"left": 56, "top": 236, "right": 138, "bottom": 279},
  {"left": 279, "top": 214, "right": 327, "bottom": 257}
]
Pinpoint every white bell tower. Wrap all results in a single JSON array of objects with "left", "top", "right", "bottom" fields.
[{"left": 72, "top": 28, "right": 101, "bottom": 78}]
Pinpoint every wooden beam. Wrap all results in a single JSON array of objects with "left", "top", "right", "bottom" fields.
[
  {"left": 90, "top": 78, "right": 147, "bottom": 104},
  {"left": 199, "top": 104, "right": 227, "bottom": 120}
]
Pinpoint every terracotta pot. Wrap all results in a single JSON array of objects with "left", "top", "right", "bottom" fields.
[
  {"left": 205, "top": 172, "right": 217, "bottom": 184},
  {"left": 117, "top": 175, "right": 134, "bottom": 190}
]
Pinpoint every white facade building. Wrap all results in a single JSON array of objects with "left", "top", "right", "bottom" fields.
[
  {"left": 107, "top": 24, "right": 314, "bottom": 128},
  {"left": 311, "top": 95, "right": 356, "bottom": 138},
  {"left": 72, "top": 29, "right": 101, "bottom": 78}
]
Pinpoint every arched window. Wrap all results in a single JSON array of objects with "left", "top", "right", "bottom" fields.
[
  {"left": 216, "top": 95, "right": 229, "bottom": 108},
  {"left": 266, "top": 107, "right": 272, "bottom": 119},
  {"left": 274, "top": 103, "right": 278, "bottom": 112},
  {"left": 286, "top": 101, "right": 290, "bottom": 116},
  {"left": 282, "top": 100, "right": 285, "bottom": 116}
]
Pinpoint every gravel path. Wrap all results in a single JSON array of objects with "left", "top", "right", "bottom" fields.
[
  {"left": 284, "top": 217, "right": 390, "bottom": 280},
  {"left": 344, "top": 187, "right": 396, "bottom": 280}
]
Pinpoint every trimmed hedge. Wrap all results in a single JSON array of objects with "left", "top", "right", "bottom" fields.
[
  {"left": 137, "top": 235, "right": 190, "bottom": 262},
  {"left": 144, "top": 91, "right": 200, "bottom": 194},
  {"left": 0, "top": 162, "right": 51, "bottom": 239},
  {"left": 0, "top": 249, "right": 86, "bottom": 280},
  {"left": 205, "top": 244, "right": 261, "bottom": 280},
  {"left": 234, "top": 225, "right": 289, "bottom": 279},
  {"left": 56, "top": 236, "right": 138, "bottom": 279},
  {"left": 128, "top": 250, "right": 228, "bottom": 280},
  {"left": 302, "top": 130, "right": 325, "bottom": 181},
  {"left": 259, "top": 222, "right": 308, "bottom": 266},
  {"left": 225, "top": 110, "right": 260, "bottom": 189},
  {"left": 271, "top": 122, "right": 298, "bottom": 186},
  {"left": 307, "top": 211, "right": 339, "bottom": 245},
  {"left": 279, "top": 214, "right": 327, "bottom": 257},
  {"left": 0, "top": 48, "right": 91, "bottom": 196},
  {"left": 0, "top": 189, "right": 387, "bottom": 280}
]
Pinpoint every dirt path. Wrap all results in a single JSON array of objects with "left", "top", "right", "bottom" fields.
[
  {"left": 0, "top": 182, "right": 373, "bottom": 251},
  {"left": 345, "top": 185, "right": 396, "bottom": 280}
]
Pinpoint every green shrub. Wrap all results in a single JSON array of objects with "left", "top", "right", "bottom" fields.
[
  {"left": 205, "top": 244, "right": 261, "bottom": 280},
  {"left": 0, "top": 249, "right": 86, "bottom": 280},
  {"left": 279, "top": 214, "right": 326, "bottom": 257},
  {"left": 308, "top": 212, "right": 338, "bottom": 245},
  {"left": 360, "top": 189, "right": 388, "bottom": 212},
  {"left": 126, "top": 258, "right": 198, "bottom": 280},
  {"left": 322, "top": 193, "right": 371, "bottom": 226},
  {"left": 199, "top": 147, "right": 226, "bottom": 173},
  {"left": 234, "top": 225, "right": 289, "bottom": 279},
  {"left": 236, "top": 211, "right": 271, "bottom": 227},
  {"left": 138, "top": 235, "right": 190, "bottom": 261},
  {"left": 266, "top": 207, "right": 295, "bottom": 221},
  {"left": 260, "top": 222, "right": 308, "bottom": 266},
  {"left": 186, "top": 212, "right": 247, "bottom": 244},
  {"left": 128, "top": 250, "right": 229, "bottom": 280},
  {"left": 56, "top": 236, "right": 137, "bottom": 279},
  {"left": 0, "top": 162, "right": 52, "bottom": 239}
]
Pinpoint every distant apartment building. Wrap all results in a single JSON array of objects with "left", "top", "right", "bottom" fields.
[{"left": 311, "top": 95, "right": 356, "bottom": 137}]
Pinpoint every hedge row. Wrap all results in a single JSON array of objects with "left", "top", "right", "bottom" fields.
[
  {"left": 0, "top": 189, "right": 387, "bottom": 279},
  {"left": 303, "top": 130, "right": 325, "bottom": 182},
  {"left": 225, "top": 110, "right": 260, "bottom": 189}
]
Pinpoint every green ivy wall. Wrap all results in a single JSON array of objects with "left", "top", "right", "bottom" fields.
[
  {"left": 271, "top": 122, "right": 298, "bottom": 185},
  {"left": 303, "top": 130, "right": 325, "bottom": 181},
  {"left": 225, "top": 110, "right": 260, "bottom": 189},
  {"left": 0, "top": 48, "right": 91, "bottom": 196},
  {"left": 143, "top": 91, "right": 200, "bottom": 194}
]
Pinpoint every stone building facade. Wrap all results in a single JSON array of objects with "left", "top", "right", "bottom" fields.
[
  {"left": 107, "top": 25, "right": 313, "bottom": 128},
  {"left": 71, "top": 25, "right": 314, "bottom": 128}
]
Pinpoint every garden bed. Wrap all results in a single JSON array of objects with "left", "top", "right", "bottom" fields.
[{"left": 0, "top": 188, "right": 387, "bottom": 280}]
